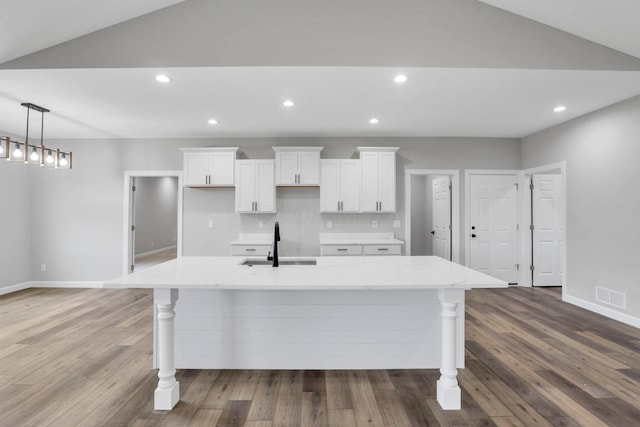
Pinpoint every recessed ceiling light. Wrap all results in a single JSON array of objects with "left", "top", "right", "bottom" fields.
[
  {"left": 283, "top": 100, "right": 295, "bottom": 107},
  {"left": 369, "top": 118, "right": 380, "bottom": 124},
  {"left": 207, "top": 119, "right": 218, "bottom": 125},
  {"left": 155, "top": 75, "right": 170, "bottom": 83},
  {"left": 394, "top": 74, "right": 408, "bottom": 83},
  {"left": 553, "top": 105, "right": 567, "bottom": 112}
]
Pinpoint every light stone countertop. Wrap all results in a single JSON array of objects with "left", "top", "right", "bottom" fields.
[
  {"left": 319, "top": 232, "right": 404, "bottom": 246},
  {"left": 104, "top": 256, "right": 506, "bottom": 291}
]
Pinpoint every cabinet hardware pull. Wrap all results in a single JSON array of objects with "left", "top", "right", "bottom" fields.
[
  {"left": 246, "top": 248, "right": 256, "bottom": 252},
  {"left": 379, "top": 201, "right": 382, "bottom": 211},
  {"left": 337, "top": 248, "right": 348, "bottom": 251},
  {"left": 378, "top": 248, "right": 388, "bottom": 251},
  {"left": 337, "top": 201, "right": 340, "bottom": 211}
]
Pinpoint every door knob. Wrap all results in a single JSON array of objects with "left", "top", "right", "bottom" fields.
[
  {"left": 430, "top": 230, "right": 435, "bottom": 235},
  {"left": 471, "top": 234, "right": 476, "bottom": 238},
  {"left": 471, "top": 226, "right": 476, "bottom": 230}
]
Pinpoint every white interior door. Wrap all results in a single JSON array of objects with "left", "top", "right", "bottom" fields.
[
  {"left": 532, "top": 174, "right": 564, "bottom": 286},
  {"left": 468, "top": 174, "right": 518, "bottom": 283},
  {"left": 432, "top": 176, "right": 451, "bottom": 260}
]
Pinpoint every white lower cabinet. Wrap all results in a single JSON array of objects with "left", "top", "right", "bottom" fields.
[
  {"left": 319, "top": 233, "right": 404, "bottom": 256},
  {"left": 320, "top": 245, "right": 363, "bottom": 256},
  {"left": 235, "top": 160, "right": 275, "bottom": 213},
  {"left": 230, "top": 245, "right": 271, "bottom": 256}
]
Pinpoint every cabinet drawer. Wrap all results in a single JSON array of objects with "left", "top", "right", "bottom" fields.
[
  {"left": 230, "top": 245, "right": 270, "bottom": 256},
  {"left": 363, "top": 245, "right": 401, "bottom": 255},
  {"left": 320, "top": 245, "right": 363, "bottom": 256}
]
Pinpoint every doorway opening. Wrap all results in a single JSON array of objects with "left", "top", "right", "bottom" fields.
[
  {"left": 519, "top": 162, "right": 567, "bottom": 290},
  {"left": 123, "top": 171, "right": 183, "bottom": 275},
  {"left": 405, "top": 169, "right": 460, "bottom": 262}
]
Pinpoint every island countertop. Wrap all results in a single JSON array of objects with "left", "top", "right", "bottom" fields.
[{"left": 104, "top": 255, "right": 506, "bottom": 290}]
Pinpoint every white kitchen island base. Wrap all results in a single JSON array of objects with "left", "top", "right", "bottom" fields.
[{"left": 105, "top": 256, "right": 505, "bottom": 411}]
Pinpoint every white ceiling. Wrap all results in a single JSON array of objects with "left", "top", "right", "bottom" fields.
[
  {"left": 0, "top": 0, "right": 184, "bottom": 64},
  {"left": 2, "top": 1, "right": 640, "bottom": 140},
  {"left": 478, "top": 0, "right": 640, "bottom": 59},
  {"left": 2, "top": 67, "right": 640, "bottom": 139}
]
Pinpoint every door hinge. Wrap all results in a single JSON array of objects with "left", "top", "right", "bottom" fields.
[
  {"left": 529, "top": 224, "right": 534, "bottom": 231},
  {"left": 131, "top": 225, "right": 135, "bottom": 231},
  {"left": 530, "top": 183, "right": 534, "bottom": 191},
  {"left": 515, "top": 183, "right": 519, "bottom": 190},
  {"left": 132, "top": 185, "right": 136, "bottom": 192},
  {"left": 130, "top": 264, "right": 135, "bottom": 272},
  {"left": 448, "top": 183, "right": 452, "bottom": 191},
  {"left": 530, "top": 265, "right": 535, "bottom": 271},
  {"left": 516, "top": 263, "right": 520, "bottom": 271},
  {"left": 517, "top": 224, "right": 520, "bottom": 231},
  {"left": 448, "top": 224, "right": 452, "bottom": 230}
]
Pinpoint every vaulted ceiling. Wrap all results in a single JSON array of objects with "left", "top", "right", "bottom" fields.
[{"left": 1, "top": 0, "right": 639, "bottom": 140}]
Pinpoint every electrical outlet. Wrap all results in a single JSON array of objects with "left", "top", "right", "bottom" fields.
[
  {"left": 41, "top": 264, "right": 46, "bottom": 272},
  {"left": 327, "top": 220, "right": 333, "bottom": 229},
  {"left": 208, "top": 220, "right": 214, "bottom": 228},
  {"left": 393, "top": 220, "right": 401, "bottom": 228},
  {"left": 258, "top": 220, "right": 264, "bottom": 229},
  {"left": 372, "top": 220, "right": 378, "bottom": 229}
]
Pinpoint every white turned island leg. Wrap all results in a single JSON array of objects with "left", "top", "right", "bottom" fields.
[
  {"left": 437, "top": 288, "right": 464, "bottom": 410},
  {"left": 154, "top": 288, "right": 180, "bottom": 410}
]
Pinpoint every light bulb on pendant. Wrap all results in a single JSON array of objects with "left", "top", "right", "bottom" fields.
[
  {"left": 45, "top": 150, "right": 54, "bottom": 164},
  {"left": 59, "top": 153, "right": 68, "bottom": 167},
  {"left": 30, "top": 146, "right": 40, "bottom": 161},
  {"left": 13, "top": 143, "right": 23, "bottom": 158}
]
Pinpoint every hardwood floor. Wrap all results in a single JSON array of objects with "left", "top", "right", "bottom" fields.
[
  {"left": 135, "top": 247, "right": 177, "bottom": 271},
  {"left": 1, "top": 286, "right": 639, "bottom": 426}
]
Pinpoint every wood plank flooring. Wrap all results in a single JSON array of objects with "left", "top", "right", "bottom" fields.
[
  {"left": 134, "top": 247, "right": 177, "bottom": 271},
  {"left": 1, "top": 286, "right": 639, "bottom": 426}
]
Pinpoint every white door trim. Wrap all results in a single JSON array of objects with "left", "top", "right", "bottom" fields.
[
  {"left": 518, "top": 162, "right": 567, "bottom": 294},
  {"left": 122, "top": 170, "right": 184, "bottom": 276},
  {"left": 404, "top": 169, "right": 460, "bottom": 263},
  {"left": 464, "top": 169, "right": 520, "bottom": 280}
]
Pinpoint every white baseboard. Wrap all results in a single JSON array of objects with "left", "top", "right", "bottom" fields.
[
  {"left": 136, "top": 245, "right": 177, "bottom": 258},
  {"left": 564, "top": 294, "right": 640, "bottom": 329},
  {"left": 0, "top": 282, "right": 32, "bottom": 296},
  {"left": 32, "top": 281, "right": 104, "bottom": 289}
]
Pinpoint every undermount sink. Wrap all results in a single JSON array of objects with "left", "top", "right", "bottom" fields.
[{"left": 240, "top": 258, "right": 317, "bottom": 266}]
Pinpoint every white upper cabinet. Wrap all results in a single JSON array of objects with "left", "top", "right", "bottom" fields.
[
  {"left": 273, "top": 146, "right": 323, "bottom": 186},
  {"left": 358, "top": 147, "right": 398, "bottom": 213},
  {"left": 320, "top": 159, "right": 361, "bottom": 213},
  {"left": 235, "top": 160, "right": 275, "bottom": 213},
  {"left": 181, "top": 147, "right": 238, "bottom": 187}
]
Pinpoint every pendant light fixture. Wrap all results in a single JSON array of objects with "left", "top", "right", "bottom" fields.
[{"left": 2, "top": 102, "right": 72, "bottom": 169}]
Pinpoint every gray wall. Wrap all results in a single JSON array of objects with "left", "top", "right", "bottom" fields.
[
  {"left": 411, "top": 175, "right": 429, "bottom": 256},
  {"left": 5, "top": 136, "right": 519, "bottom": 286},
  {"left": 5, "top": 0, "right": 640, "bottom": 71},
  {"left": 0, "top": 160, "right": 31, "bottom": 289},
  {"left": 134, "top": 176, "right": 178, "bottom": 255},
  {"left": 522, "top": 95, "right": 640, "bottom": 319}
]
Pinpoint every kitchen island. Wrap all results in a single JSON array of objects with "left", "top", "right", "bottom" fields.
[{"left": 104, "top": 256, "right": 506, "bottom": 411}]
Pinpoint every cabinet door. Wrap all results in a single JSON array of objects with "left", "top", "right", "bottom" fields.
[
  {"left": 235, "top": 161, "right": 257, "bottom": 212},
  {"left": 360, "top": 152, "right": 380, "bottom": 212},
  {"left": 320, "top": 160, "right": 341, "bottom": 212},
  {"left": 255, "top": 160, "right": 275, "bottom": 212},
  {"left": 340, "top": 160, "right": 360, "bottom": 212},
  {"left": 377, "top": 152, "right": 396, "bottom": 212},
  {"left": 210, "top": 152, "right": 235, "bottom": 185},
  {"left": 275, "top": 151, "right": 298, "bottom": 185},
  {"left": 184, "top": 153, "right": 211, "bottom": 186},
  {"left": 298, "top": 151, "right": 320, "bottom": 185}
]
